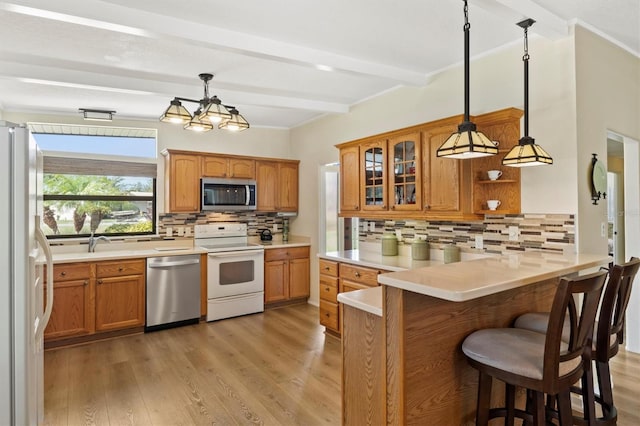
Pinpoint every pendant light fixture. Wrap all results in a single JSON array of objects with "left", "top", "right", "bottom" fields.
[
  {"left": 502, "top": 19, "right": 553, "bottom": 167},
  {"left": 159, "top": 73, "right": 249, "bottom": 132},
  {"left": 436, "top": 0, "right": 497, "bottom": 159}
]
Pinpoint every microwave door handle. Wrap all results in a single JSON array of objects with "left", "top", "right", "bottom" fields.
[{"left": 246, "top": 185, "right": 250, "bottom": 206}]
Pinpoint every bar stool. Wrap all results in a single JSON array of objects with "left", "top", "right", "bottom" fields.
[
  {"left": 462, "top": 270, "right": 607, "bottom": 426},
  {"left": 514, "top": 257, "right": 640, "bottom": 425}
]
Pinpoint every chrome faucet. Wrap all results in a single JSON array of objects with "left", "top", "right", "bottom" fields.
[{"left": 88, "top": 232, "right": 111, "bottom": 253}]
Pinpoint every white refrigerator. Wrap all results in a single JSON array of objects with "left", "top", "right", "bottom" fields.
[{"left": 0, "top": 121, "right": 54, "bottom": 425}]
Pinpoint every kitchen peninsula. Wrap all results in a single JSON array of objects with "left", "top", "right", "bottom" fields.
[{"left": 337, "top": 251, "right": 609, "bottom": 425}]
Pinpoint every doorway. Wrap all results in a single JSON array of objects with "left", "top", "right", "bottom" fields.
[{"left": 607, "top": 131, "right": 640, "bottom": 353}]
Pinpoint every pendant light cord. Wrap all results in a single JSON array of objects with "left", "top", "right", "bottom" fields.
[
  {"left": 463, "top": 0, "right": 471, "bottom": 122},
  {"left": 523, "top": 25, "right": 529, "bottom": 137}
]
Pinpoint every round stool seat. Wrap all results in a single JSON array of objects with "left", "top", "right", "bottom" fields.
[{"left": 462, "top": 328, "right": 579, "bottom": 382}]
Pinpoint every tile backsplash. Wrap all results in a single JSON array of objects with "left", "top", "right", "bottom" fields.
[
  {"left": 159, "top": 211, "right": 284, "bottom": 238},
  {"left": 359, "top": 213, "right": 575, "bottom": 255}
]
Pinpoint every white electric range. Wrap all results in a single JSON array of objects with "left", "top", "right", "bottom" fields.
[{"left": 194, "top": 223, "right": 264, "bottom": 321}]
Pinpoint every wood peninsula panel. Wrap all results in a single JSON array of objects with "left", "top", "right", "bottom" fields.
[
  {"left": 384, "top": 278, "right": 558, "bottom": 425},
  {"left": 342, "top": 304, "right": 385, "bottom": 425}
]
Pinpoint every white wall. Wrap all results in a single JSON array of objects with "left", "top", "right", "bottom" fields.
[
  {"left": 2, "top": 111, "right": 291, "bottom": 213},
  {"left": 574, "top": 26, "right": 640, "bottom": 256},
  {"left": 292, "top": 36, "right": 579, "bottom": 305}
]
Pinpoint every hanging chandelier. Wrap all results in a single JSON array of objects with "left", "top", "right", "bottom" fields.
[
  {"left": 436, "top": 0, "right": 498, "bottom": 159},
  {"left": 159, "top": 73, "right": 249, "bottom": 132},
  {"left": 502, "top": 19, "right": 552, "bottom": 167}
]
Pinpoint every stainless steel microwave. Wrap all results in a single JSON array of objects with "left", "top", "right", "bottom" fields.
[{"left": 201, "top": 178, "right": 257, "bottom": 211}]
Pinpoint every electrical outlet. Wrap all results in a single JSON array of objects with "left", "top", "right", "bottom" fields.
[
  {"left": 475, "top": 235, "right": 484, "bottom": 250},
  {"left": 508, "top": 226, "right": 519, "bottom": 241},
  {"left": 177, "top": 227, "right": 184, "bottom": 237},
  {"left": 369, "top": 221, "right": 375, "bottom": 232},
  {"left": 165, "top": 227, "right": 173, "bottom": 237},
  {"left": 273, "top": 223, "right": 278, "bottom": 232},
  {"left": 601, "top": 222, "right": 606, "bottom": 238},
  {"left": 185, "top": 227, "right": 191, "bottom": 237}
]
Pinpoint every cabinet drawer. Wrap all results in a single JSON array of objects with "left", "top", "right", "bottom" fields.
[
  {"left": 339, "top": 263, "right": 384, "bottom": 286},
  {"left": 264, "top": 246, "right": 309, "bottom": 261},
  {"left": 48, "top": 263, "right": 91, "bottom": 282},
  {"left": 96, "top": 259, "right": 145, "bottom": 278},
  {"left": 340, "top": 280, "right": 370, "bottom": 294},
  {"left": 319, "top": 259, "right": 339, "bottom": 277},
  {"left": 319, "top": 300, "right": 339, "bottom": 331},
  {"left": 319, "top": 276, "right": 338, "bottom": 302}
]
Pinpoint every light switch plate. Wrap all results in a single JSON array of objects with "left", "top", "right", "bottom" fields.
[
  {"left": 508, "top": 226, "right": 519, "bottom": 241},
  {"left": 475, "top": 235, "right": 484, "bottom": 250}
]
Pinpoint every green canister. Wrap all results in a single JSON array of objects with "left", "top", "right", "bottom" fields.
[
  {"left": 381, "top": 233, "right": 398, "bottom": 256},
  {"left": 411, "top": 238, "right": 429, "bottom": 260},
  {"left": 443, "top": 245, "right": 461, "bottom": 264}
]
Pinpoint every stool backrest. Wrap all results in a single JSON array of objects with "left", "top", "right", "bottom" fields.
[
  {"left": 595, "top": 257, "right": 640, "bottom": 361},
  {"left": 544, "top": 270, "right": 607, "bottom": 393}
]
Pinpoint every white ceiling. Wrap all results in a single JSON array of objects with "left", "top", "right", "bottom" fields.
[{"left": 0, "top": 0, "right": 638, "bottom": 129}]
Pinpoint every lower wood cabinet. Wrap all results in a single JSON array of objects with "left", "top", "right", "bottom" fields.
[
  {"left": 44, "top": 263, "right": 93, "bottom": 341},
  {"left": 95, "top": 259, "right": 146, "bottom": 332},
  {"left": 44, "top": 258, "right": 146, "bottom": 346},
  {"left": 319, "top": 258, "right": 388, "bottom": 336},
  {"left": 264, "top": 246, "right": 310, "bottom": 306}
]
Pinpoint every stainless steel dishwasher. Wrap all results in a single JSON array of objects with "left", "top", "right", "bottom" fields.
[{"left": 145, "top": 254, "right": 201, "bottom": 332}]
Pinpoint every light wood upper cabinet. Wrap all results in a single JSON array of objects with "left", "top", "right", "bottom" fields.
[
  {"left": 164, "top": 152, "right": 200, "bottom": 213},
  {"left": 202, "top": 155, "right": 255, "bottom": 179},
  {"left": 163, "top": 149, "right": 298, "bottom": 214},
  {"left": 336, "top": 109, "right": 521, "bottom": 220},
  {"left": 256, "top": 160, "right": 299, "bottom": 212},
  {"left": 360, "top": 139, "right": 388, "bottom": 211},
  {"left": 389, "top": 132, "right": 422, "bottom": 212},
  {"left": 422, "top": 123, "right": 463, "bottom": 213},
  {"left": 256, "top": 160, "right": 278, "bottom": 211},
  {"left": 472, "top": 108, "right": 523, "bottom": 215},
  {"left": 340, "top": 146, "right": 360, "bottom": 213}
]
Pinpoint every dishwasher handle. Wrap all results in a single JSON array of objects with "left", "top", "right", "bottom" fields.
[{"left": 147, "top": 258, "right": 200, "bottom": 268}]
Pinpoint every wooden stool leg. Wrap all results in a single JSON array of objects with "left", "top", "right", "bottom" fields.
[
  {"left": 476, "top": 371, "right": 492, "bottom": 426},
  {"left": 505, "top": 383, "right": 515, "bottom": 425},
  {"left": 595, "top": 360, "right": 615, "bottom": 419},
  {"left": 531, "top": 391, "right": 545, "bottom": 426},
  {"left": 581, "top": 362, "right": 597, "bottom": 424},
  {"left": 557, "top": 390, "right": 573, "bottom": 426}
]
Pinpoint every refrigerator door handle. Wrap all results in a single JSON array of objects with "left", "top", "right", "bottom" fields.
[{"left": 34, "top": 218, "right": 54, "bottom": 340}]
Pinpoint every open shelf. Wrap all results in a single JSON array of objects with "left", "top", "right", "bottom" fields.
[{"left": 477, "top": 179, "right": 517, "bottom": 184}]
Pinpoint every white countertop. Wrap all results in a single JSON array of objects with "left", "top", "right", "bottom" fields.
[
  {"left": 318, "top": 248, "right": 490, "bottom": 272},
  {"left": 337, "top": 286, "right": 383, "bottom": 317},
  {"left": 50, "top": 240, "right": 206, "bottom": 264},
  {"left": 378, "top": 252, "right": 610, "bottom": 302},
  {"left": 251, "top": 235, "right": 311, "bottom": 249}
]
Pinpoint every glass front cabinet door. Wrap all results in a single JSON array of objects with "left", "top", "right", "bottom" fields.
[
  {"left": 360, "top": 139, "right": 387, "bottom": 211},
  {"left": 389, "top": 132, "right": 421, "bottom": 211}
]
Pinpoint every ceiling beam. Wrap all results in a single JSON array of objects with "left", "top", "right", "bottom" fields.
[
  {"left": 0, "top": 57, "right": 351, "bottom": 113},
  {"left": 473, "top": 0, "right": 568, "bottom": 40},
  {"left": 0, "top": 1, "right": 427, "bottom": 86}
]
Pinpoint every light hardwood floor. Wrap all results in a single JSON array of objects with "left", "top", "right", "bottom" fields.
[{"left": 44, "top": 303, "right": 640, "bottom": 425}]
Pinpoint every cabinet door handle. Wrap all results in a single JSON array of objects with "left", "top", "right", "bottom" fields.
[
  {"left": 382, "top": 205, "right": 386, "bottom": 209},
  {"left": 391, "top": 205, "right": 395, "bottom": 209},
  {"left": 60, "top": 271, "right": 66, "bottom": 276},
  {"left": 84, "top": 280, "right": 89, "bottom": 286},
  {"left": 424, "top": 205, "right": 430, "bottom": 209},
  {"left": 325, "top": 313, "right": 330, "bottom": 318},
  {"left": 325, "top": 287, "right": 330, "bottom": 292},
  {"left": 355, "top": 206, "right": 359, "bottom": 210},
  {"left": 324, "top": 266, "right": 330, "bottom": 271},
  {"left": 118, "top": 267, "right": 124, "bottom": 272},
  {"left": 98, "top": 279, "right": 103, "bottom": 285},
  {"left": 355, "top": 272, "right": 361, "bottom": 278}
]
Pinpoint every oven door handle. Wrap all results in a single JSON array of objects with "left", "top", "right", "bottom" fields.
[
  {"left": 208, "top": 250, "right": 264, "bottom": 258},
  {"left": 246, "top": 185, "right": 250, "bottom": 206}
]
